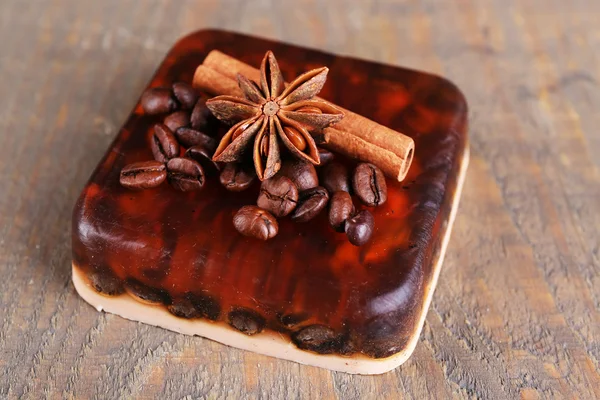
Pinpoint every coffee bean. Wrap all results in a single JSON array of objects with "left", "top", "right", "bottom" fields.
[
  {"left": 353, "top": 163, "right": 387, "bottom": 206},
  {"left": 120, "top": 160, "right": 166, "bottom": 189},
  {"left": 257, "top": 176, "right": 299, "bottom": 217},
  {"left": 345, "top": 209, "right": 375, "bottom": 246},
  {"left": 292, "top": 324, "right": 340, "bottom": 354},
  {"left": 291, "top": 186, "right": 329, "bottom": 223},
  {"left": 228, "top": 308, "right": 266, "bottom": 335},
  {"left": 168, "top": 297, "right": 200, "bottom": 319},
  {"left": 166, "top": 157, "right": 205, "bottom": 191},
  {"left": 220, "top": 163, "right": 256, "bottom": 192},
  {"left": 321, "top": 162, "right": 350, "bottom": 194},
  {"left": 328, "top": 191, "right": 354, "bottom": 232},
  {"left": 87, "top": 269, "right": 124, "bottom": 296},
  {"left": 125, "top": 278, "right": 170, "bottom": 305},
  {"left": 318, "top": 148, "right": 334, "bottom": 165},
  {"left": 163, "top": 110, "right": 190, "bottom": 132},
  {"left": 185, "top": 145, "right": 220, "bottom": 176},
  {"left": 141, "top": 87, "right": 177, "bottom": 114},
  {"left": 172, "top": 82, "right": 198, "bottom": 109},
  {"left": 175, "top": 127, "right": 217, "bottom": 151},
  {"left": 233, "top": 205, "right": 278, "bottom": 240},
  {"left": 190, "top": 97, "right": 217, "bottom": 131},
  {"left": 277, "top": 159, "right": 318, "bottom": 192},
  {"left": 151, "top": 124, "right": 180, "bottom": 163},
  {"left": 189, "top": 293, "right": 221, "bottom": 320}
]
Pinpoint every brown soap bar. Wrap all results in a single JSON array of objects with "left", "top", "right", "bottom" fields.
[{"left": 71, "top": 30, "right": 469, "bottom": 374}]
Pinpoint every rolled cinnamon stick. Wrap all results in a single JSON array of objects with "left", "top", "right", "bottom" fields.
[{"left": 194, "top": 51, "right": 415, "bottom": 181}]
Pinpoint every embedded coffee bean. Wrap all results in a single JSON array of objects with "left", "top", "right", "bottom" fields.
[
  {"left": 190, "top": 97, "right": 217, "bottom": 131},
  {"left": 257, "top": 176, "right": 299, "bottom": 217},
  {"left": 321, "top": 162, "right": 350, "bottom": 194},
  {"left": 120, "top": 160, "right": 167, "bottom": 189},
  {"left": 292, "top": 324, "right": 341, "bottom": 354},
  {"left": 317, "top": 148, "right": 334, "bottom": 165},
  {"left": 228, "top": 308, "right": 266, "bottom": 335},
  {"left": 185, "top": 145, "right": 220, "bottom": 176},
  {"left": 189, "top": 293, "right": 221, "bottom": 320},
  {"left": 277, "top": 159, "right": 318, "bottom": 192},
  {"left": 291, "top": 186, "right": 329, "bottom": 223},
  {"left": 345, "top": 209, "right": 375, "bottom": 246},
  {"left": 220, "top": 163, "right": 256, "bottom": 192},
  {"left": 172, "top": 82, "right": 198, "bottom": 109},
  {"left": 233, "top": 205, "right": 278, "bottom": 240},
  {"left": 353, "top": 163, "right": 387, "bottom": 206},
  {"left": 87, "top": 270, "right": 124, "bottom": 296},
  {"left": 329, "top": 191, "right": 355, "bottom": 232},
  {"left": 125, "top": 278, "right": 170, "bottom": 305},
  {"left": 283, "top": 126, "right": 307, "bottom": 151},
  {"left": 166, "top": 157, "right": 205, "bottom": 191},
  {"left": 175, "top": 127, "right": 217, "bottom": 151},
  {"left": 151, "top": 123, "right": 180, "bottom": 163},
  {"left": 141, "top": 87, "right": 177, "bottom": 115},
  {"left": 168, "top": 297, "right": 200, "bottom": 319},
  {"left": 163, "top": 110, "right": 190, "bottom": 132}
]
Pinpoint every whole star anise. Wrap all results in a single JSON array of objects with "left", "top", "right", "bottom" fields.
[{"left": 206, "top": 51, "right": 344, "bottom": 180}]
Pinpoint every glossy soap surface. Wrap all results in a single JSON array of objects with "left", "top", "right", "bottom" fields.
[{"left": 72, "top": 30, "right": 468, "bottom": 358}]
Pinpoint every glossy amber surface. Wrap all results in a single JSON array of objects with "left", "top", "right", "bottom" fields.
[{"left": 72, "top": 30, "right": 468, "bottom": 358}]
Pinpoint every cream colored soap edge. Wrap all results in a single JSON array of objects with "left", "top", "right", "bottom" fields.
[{"left": 71, "top": 148, "right": 469, "bottom": 375}]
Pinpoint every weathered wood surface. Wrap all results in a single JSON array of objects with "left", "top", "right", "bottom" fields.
[{"left": 1, "top": 0, "right": 599, "bottom": 398}]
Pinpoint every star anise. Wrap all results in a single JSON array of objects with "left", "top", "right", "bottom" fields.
[{"left": 206, "top": 51, "right": 344, "bottom": 180}]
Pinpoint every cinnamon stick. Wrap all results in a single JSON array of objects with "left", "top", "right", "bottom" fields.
[{"left": 194, "top": 51, "right": 415, "bottom": 181}]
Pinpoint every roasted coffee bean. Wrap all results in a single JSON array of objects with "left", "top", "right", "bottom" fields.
[
  {"left": 291, "top": 186, "right": 329, "bottom": 223},
  {"left": 175, "top": 127, "right": 217, "bottom": 151},
  {"left": 151, "top": 124, "right": 180, "bottom": 163},
  {"left": 353, "top": 163, "right": 387, "bottom": 206},
  {"left": 168, "top": 297, "right": 200, "bottom": 319},
  {"left": 185, "top": 145, "right": 220, "bottom": 176},
  {"left": 329, "top": 191, "right": 355, "bottom": 232},
  {"left": 120, "top": 160, "right": 167, "bottom": 189},
  {"left": 233, "top": 206, "right": 278, "bottom": 240},
  {"left": 141, "top": 87, "right": 177, "bottom": 114},
  {"left": 166, "top": 157, "right": 205, "bottom": 191},
  {"left": 321, "top": 162, "right": 350, "bottom": 194},
  {"left": 277, "top": 159, "right": 318, "bottom": 192},
  {"left": 189, "top": 293, "right": 221, "bottom": 320},
  {"left": 292, "top": 324, "right": 340, "bottom": 354},
  {"left": 220, "top": 163, "right": 256, "bottom": 192},
  {"left": 163, "top": 110, "right": 190, "bottom": 132},
  {"left": 257, "top": 176, "right": 299, "bottom": 217},
  {"left": 172, "top": 82, "right": 198, "bottom": 109},
  {"left": 190, "top": 97, "right": 217, "bottom": 131},
  {"left": 228, "top": 308, "right": 266, "bottom": 335},
  {"left": 345, "top": 209, "right": 375, "bottom": 246},
  {"left": 318, "top": 148, "right": 334, "bottom": 165},
  {"left": 125, "top": 278, "right": 170, "bottom": 305},
  {"left": 87, "top": 270, "right": 124, "bottom": 296},
  {"left": 283, "top": 126, "right": 307, "bottom": 151}
]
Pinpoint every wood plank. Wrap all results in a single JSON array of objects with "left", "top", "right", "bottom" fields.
[{"left": 0, "top": 0, "right": 598, "bottom": 398}]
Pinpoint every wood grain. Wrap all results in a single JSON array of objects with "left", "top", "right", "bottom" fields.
[{"left": 0, "top": 0, "right": 598, "bottom": 398}]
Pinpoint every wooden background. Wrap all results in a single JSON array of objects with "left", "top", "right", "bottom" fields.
[{"left": 1, "top": 0, "right": 599, "bottom": 398}]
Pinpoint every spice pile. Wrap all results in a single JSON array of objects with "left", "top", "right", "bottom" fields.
[{"left": 119, "top": 52, "right": 392, "bottom": 246}]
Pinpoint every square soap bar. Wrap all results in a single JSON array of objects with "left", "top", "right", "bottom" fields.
[{"left": 72, "top": 30, "right": 469, "bottom": 375}]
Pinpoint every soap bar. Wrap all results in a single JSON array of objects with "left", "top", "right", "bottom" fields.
[{"left": 71, "top": 29, "right": 469, "bottom": 375}]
